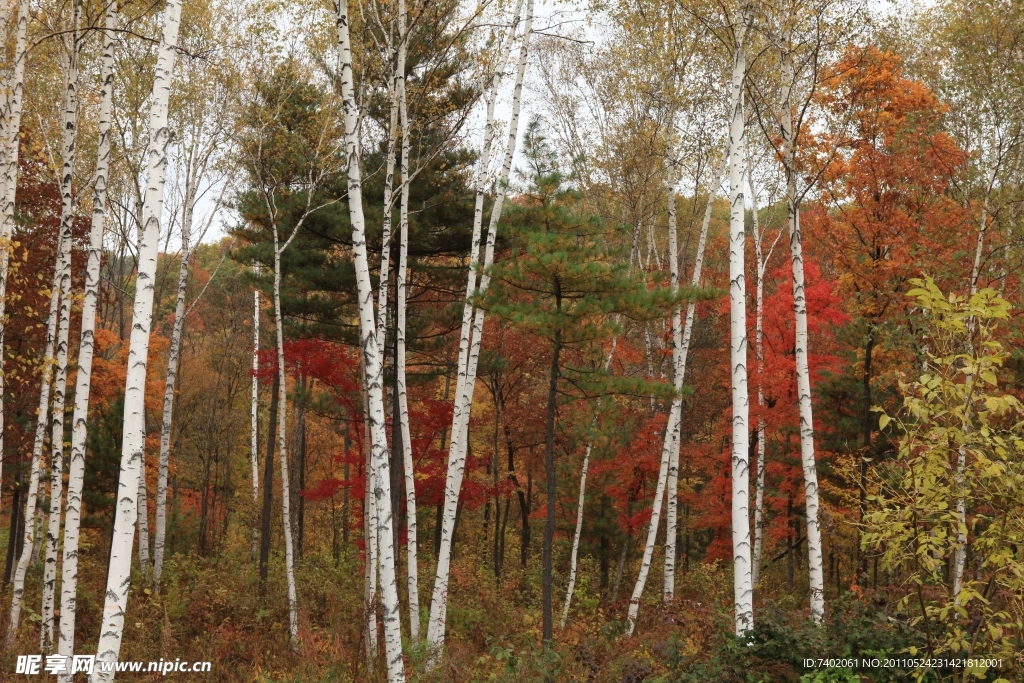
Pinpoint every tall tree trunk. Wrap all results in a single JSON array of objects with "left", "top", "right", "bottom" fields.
[
  {"left": 427, "top": 1, "right": 532, "bottom": 662},
  {"left": 6, "top": 210, "right": 70, "bottom": 647},
  {"left": 626, "top": 406, "right": 677, "bottom": 635},
  {"left": 396, "top": 26, "right": 420, "bottom": 640},
  {"left": 3, "top": 483, "right": 22, "bottom": 586},
  {"left": 92, "top": 0, "right": 181, "bottom": 672},
  {"left": 251, "top": 269, "right": 260, "bottom": 561},
  {"left": 561, "top": 338, "right": 616, "bottom": 628},
  {"left": 749, "top": 156, "right": 767, "bottom": 588},
  {"left": 953, "top": 175, "right": 995, "bottom": 603},
  {"left": 41, "top": 0, "right": 82, "bottom": 651},
  {"left": 542, "top": 327, "right": 561, "bottom": 644},
  {"left": 728, "top": 3, "right": 753, "bottom": 636},
  {"left": 781, "top": 47, "right": 825, "bottom": 623},
  {"left": 362, "top": 364, "right": 379, "bottom": 664},
  {"left": 57, "top": 5, "right": 115, "bottom": 666},
  {"left": 137, "top": 455, "right": 151, "bottom": 570},
  {"left": 0, "top": 0, "right": 30, "bottom": 492},
  {"left": 335, "top": 2, "right": 405, "bottom": 679},
  {"left": 259, "top": 371, "right": 279, "bottom": 591},
  {"left": 153, "top": 185, "right": 196, "bottom": 587},
  {"left": 271, "top": 215, "right": 299, "bottom": 650}
]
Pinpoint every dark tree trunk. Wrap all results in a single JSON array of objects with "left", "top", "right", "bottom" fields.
[
  {"left": 3, "top": 483, "right": 22, "bottom": 586},
  {"left": 787, "top": 496, "right": 795, "bottom": 591},
  {"left": 259, "top": 371, "right": 280, "bottom": 593},
  {"left": 343, "top": 413, "right": 351, "bottom": 546},
  {"left": 542, "top": 330, "right": 561, "bottom": 645}
]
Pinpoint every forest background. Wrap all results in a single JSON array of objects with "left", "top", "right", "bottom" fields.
[{"left": 0, "top": 0, "right": 1022, "bottom": 680}]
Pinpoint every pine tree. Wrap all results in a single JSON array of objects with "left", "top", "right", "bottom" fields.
[{"left": 481, "top": 119, "right": 681, "bottom": 643}]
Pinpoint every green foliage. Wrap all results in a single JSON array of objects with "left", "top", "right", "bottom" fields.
[
  {"left": 481, "top": 118, "right": 686, "bottom": 400},
  {"left": 665, "top": 595, "right": 928, "bottom": 683},
  {"left": 864, "top": 276, "right": 1024, "bottom": 679}
]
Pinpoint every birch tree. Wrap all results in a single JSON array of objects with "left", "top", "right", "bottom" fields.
[
  {"left": 251, "top": 264, "right": 260, "bottom": 560},
  {"left": 57, "top": 2, "right": 116, "bottom": 670},
  {"left": 773, "top": 6, "right": 831, "bottom": 622},
  {"left": 41, "top": 0, "right": 83, "bottom": 652},
  {"left": 240, "top": 62, "right": 342, "bottom": 646},
  {"left": 92, "top": 0, "right": 183, "bottom": 674},
  {"left": 747, "top": 152, "right": 783, "bottom": 586},
  {"left": 6, "top": 170, "right": 70, "bottom": 649},
  {"left": 153, "top": 33, "right": 235, "bottom": 583},
  {"left": 394, "top": 0, "right": 420, "bottom": 638},
  {"left": 626, "top": 155, "right": 727, "bottom": 633},
  {"left": 427, "top": 0, "right": 532, "bottom": 661},
  {"left": 664, "top": 155, "right": 729, "bottom": 599},
  {"left": 334, "top": 0, "right": 405, "bottom": 678},
  {"left": 727, "top": 1, "right": 754, "bottom": 635},
  {"left": 0, "top": 0, "right": 30, "bottom": 502}
]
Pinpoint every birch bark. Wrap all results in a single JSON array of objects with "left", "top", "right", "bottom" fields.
[
  {"left": 6, "top": 194, "right": 69, "bottom": 648},
  {"left": 561, "top": 339, "right": 616, "bottom": 629},
  {"left": 92, "top": 0, "right": 182, "bottom": 675},
  {"left": 58, "top": 4, "right": 116, "bottom": 672},
  {"left": 954, "top": 158, "right": 997, "bottom": 602},
  {"left": 42, "top": 0, "right": 83, "bottom": 651},
  {"left": 152, "top": 183, "right": 194, "bottom": 587},
  {"left": 663, "top": 165, "right": 683, "bottom": 602},
  {"left": 251, "top": 268, "right": 260, "bottom": 561},
  {"left": 427, "top": 1, "right": 532, "bottom": 661},
  {"left": 335, "top": 2, "right": 405, "bottom": 679},
  {"left": 395, "top": 9, "right": 420, "bottom": 640},
  {"left": 271, "top": 224, "right": 300, "bottom": 648},
  {"left": 728, "top": 4, "right": 753, "bottom": 635},
  {"left": 0, "top": 0, "right": 30, "bottom": 501},
  {"left": 780, "top": 46, "right": 825, "bottom": 624},
  {"left": 626, "top": 403, "right": 679, "bottom": 636},
  {"left": 749, "top": 156, "right": 767, "bottom": 587}
]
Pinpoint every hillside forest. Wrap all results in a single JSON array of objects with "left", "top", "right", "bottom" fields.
[{"left": 0, "top": 0, "right": 1023, "bottom": 680}]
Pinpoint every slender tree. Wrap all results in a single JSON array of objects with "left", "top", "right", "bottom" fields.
[
  {"left": 728, "top": 1, "right": 754, "bottom": 636},
  {"left": 335, "top": 0, "right": 405, "bottom": 678},
  {"left": 58, "top": 2, "right": 116, "bottom": 672},
  {"left": 92, "top": 0, "right": 183, "bottom": 674},
  {"left": 41, "top": 0, "right": 83, "bottom": 652},
  {"left": 427, "top": 0, "right": 532, "bottom": 661},
  {"left": 0, "top": 0, "right": 30, "bottom": 502}
]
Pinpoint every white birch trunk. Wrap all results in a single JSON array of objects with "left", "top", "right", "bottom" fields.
[
  {"left": 92, "top": 0, "right": 182, "bottom": 675},
  {"left": 272, "top": 221, "right": 299, "bottom": 650},
  {"left": 58, "top": 4, "right": 115, "bottom": 672},
  {"left": 396, "top": 19, "right": 420, "bottom": 640},
  {"left": 41, "top": 0, "right": 82, "bottom": 650},
  {"left": 152, "top": 183, "right": 195, "bottom": 587},
  {"left": 953, "top": 161, "right": 995, "bottom": 603},
  {"left": 627, "top": 405, "right": 679, "bottom": 635},
  {"left": 781, "top": 48, "right": 825, "bottom": 625},
  {"left": 749, "top": 156, "right": 766, "bottom": 588},
  {"left": 251, "top": 268, "right": 260, "bottom": 561},
  {"left": 728, "top": 6, "right": 753, "bottom": 635},
  {"left": 335, "top": 2, "right": 405, "bottom": 679},
  {"left": 137, "top": 456, "right": 150, "bottom": 570},
  {"left": 663, "top": 168, "right": 683, "bottom": 602},
  {"left": 0, "top": 0, "right": 30, "bottom": 503},
  {"left": 427, "top": 3, "right": 532, "bottom": 662},
  {"left": 561, "top": 339, "right": 617, "bottom": 628},
  {"left": 561, "top": 443, "right": 591, "bottom": 629},
  {"left": 6, "top": 216, "right": 70, "bottom": 647},
  {"left": 627, "top": 155, "right": 728, "bottom": 632},
  {"left": 363, "top": 385, "right": 379, "bottom": 662}
]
